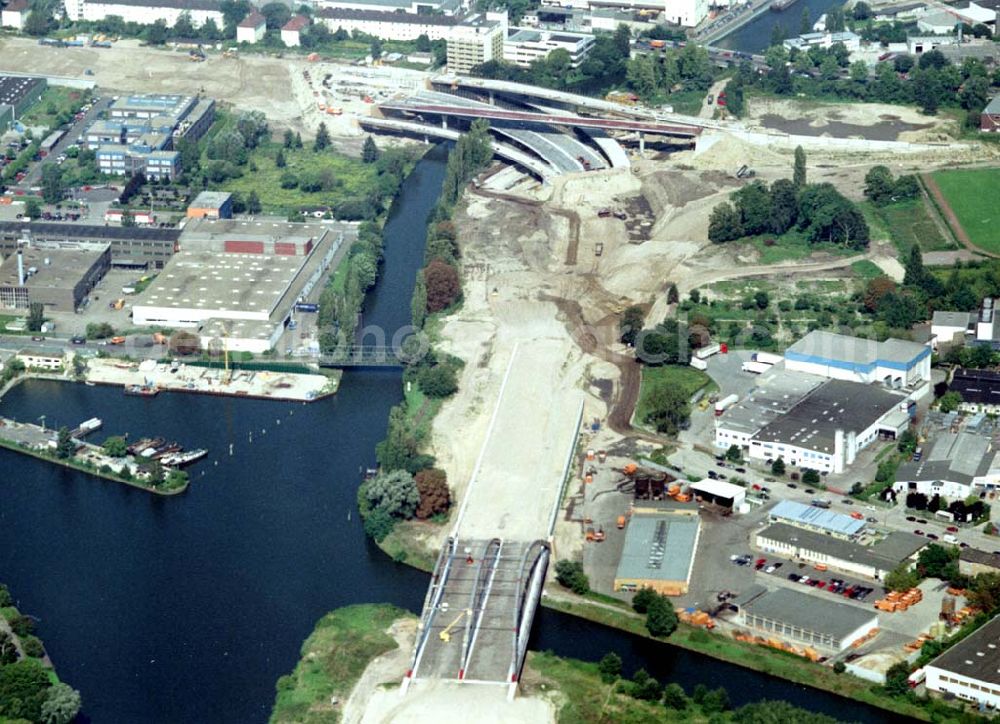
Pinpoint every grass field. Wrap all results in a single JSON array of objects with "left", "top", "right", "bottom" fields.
[
  {"left": 221, "top": 141, "right": 380, "bottom": 212},
  {"left": 19, "top": 86, "right": 89, "bottom": 131},
  {"left": 874, "top": 199, "right": 954, "bottom": 254},
  {"left": 635, "top": 365, "right": 714, "bottom": 428},
  {"left": 932, "top": 168, "right": 1000, "bottom": 254},
  {"left": 851, "top": 260, "right": 885, "bottom": 279},
  {"left": 270, "top": 604, "right": 412, "bottom": 724},
  {"left": 746, "top": 234, "right": 858, "bottom": 265}
]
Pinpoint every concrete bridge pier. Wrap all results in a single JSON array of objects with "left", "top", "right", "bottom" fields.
[{"left": 639, "top": 131, "right": 645, "bottom": 154}]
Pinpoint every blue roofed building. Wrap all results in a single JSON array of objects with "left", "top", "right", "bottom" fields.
[
  {"left": 767, "top": 500, "right": 866, "bottom": 539},
  {"left": 784, "top": 331, "right": 931, "bottom": 397}
]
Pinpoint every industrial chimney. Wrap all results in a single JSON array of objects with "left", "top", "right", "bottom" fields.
[{"left": 16, "top": 250, "right": 24, "bottom": 286}]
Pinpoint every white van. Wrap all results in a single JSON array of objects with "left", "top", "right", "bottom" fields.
[{"left": 943, "top": 533, "right": 958, "bottom": 544}]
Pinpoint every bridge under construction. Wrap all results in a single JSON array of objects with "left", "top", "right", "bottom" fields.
[{"left": 401, "top": 340, "right": 584, "bottom": 699}]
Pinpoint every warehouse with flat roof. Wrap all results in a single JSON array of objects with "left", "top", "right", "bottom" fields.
[
  {"left": 613, "top": 512, "right": 701, "bottom": 596},
  {"left": 926, "top": 614, "right": 1000, "bottom": 707},
  {"left": 0, "top": 222, "right": 180, "bottom": 269},
  {"left": 756, "top": 522, "right": 926, "bottom": 580},
  {"left": 0, "top": 245, "right": 111, "bottom": 312},
  {"left": 784, "top": 330, "right": 931, "bottom": 391},
  {"left": 737, "top": 587, "right": 879, "bottom": 651},
  {"left": 767, "top": 500, "right": 866, "bottom": 539}
]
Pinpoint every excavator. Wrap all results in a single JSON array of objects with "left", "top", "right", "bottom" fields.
[{"left": 439, "top": 609, "right": 470, "bottom": 643}]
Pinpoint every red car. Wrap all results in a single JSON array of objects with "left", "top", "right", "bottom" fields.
[
  {"left": 815, "top": 581, "right": 827, "bottom": 589},
  {"left": 947, "top": 526, "right": 959, "bottom": 533},
  {"left": 843, "top": 586, "right": 855, "bottom": 597}
]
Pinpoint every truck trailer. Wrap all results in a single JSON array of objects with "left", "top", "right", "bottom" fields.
[
  {"left": 714, "top": 393, "right": 738, "bottom": 416},
  {"left": 752, "top": 351, "right": 783, "bottom": 365},
  {"left": 695, "top": 343, "right": 722, "bottom": 360},
  {"left": 741, "top": 361, "right": 771, "bottom": 374}
]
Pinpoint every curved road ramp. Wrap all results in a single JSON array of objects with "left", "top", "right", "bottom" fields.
[{"left": 399, "top": 341, "right": 584, "bottom": 711}]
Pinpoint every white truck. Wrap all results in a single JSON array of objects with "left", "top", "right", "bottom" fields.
[
  {"left": 742, "top": 361, "right": 771, "bottom": 374},
  {"left": 695, "top": 343, "right": 722, "bottom": 360},
  {"left": 690, "top": 357, "right": 708, "bottom": 371},
  {"left": 714, "top": 393, "right": 738, "bottom": 416},
  {"left": 752, "top": 351, "right": 783, "bottom": 365}
]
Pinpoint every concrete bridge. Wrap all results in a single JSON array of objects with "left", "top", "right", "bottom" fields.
[{"left": 401, "top": 341, "right": 584, "bottom": 699}]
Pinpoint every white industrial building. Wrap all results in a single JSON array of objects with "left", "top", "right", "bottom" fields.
[
  {"left": 236, "top": 10, "right": 265, "bottom": 43},
  {"left": 926, "top": 614, "right": 1000, "bottom": 708},
  {"left": 316, "top": 7, "right": 461, "bottom": 41},
  {"left": 503, "top": 27, "right": 594, "bottom": 67},
  {"left": 131, "top": 219, "right": 349, "bottom": 353},
  {"left": 540, "top": 0, "right": 707, "bottom": 28},
  {"left": 932, "top": 298, "right": 1000, "bottom": 349},
  {"left": 716, "top": 369, "right": 911, "bottom": 475},
  {"left": 783, "top": 30, "right": 861, "bottom": 52},
  {"left": 313, "top": 0, "right": 462, "bottom": 13},
  {"left": 77, "top": 0, "right": 224, "bottom": 27},
  {"left": 784, "top": 331, "right": 931, "bottom": 393},
  {"left": 757, "top": 522, "right": 926, "bottom": 580},
  {"left": 893, "top": 431, "right": 1000, "bottom": 499}
]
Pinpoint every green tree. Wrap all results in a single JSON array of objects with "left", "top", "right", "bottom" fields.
[
  {"left": 41, "top": 165, "right": 64, "bottom": 204},
  {"left": 597, "top": 652, "right": 622, "bottom": 683},
  {"left": 938, "top": 390, "right": 963, "bottom": 413},
  {"left": 662, "top": 682, "right": 688, "bottom": 710},
  {"left": 24, "top": 8, "right": 52, "bottom": 36},
  {"left": 702, "top": 687, "right": 731, "bottom": 714},
  {"left": 620, "top": 305, "right": 645, "bottom": 346},
  {"left": 799, "top": 6, "right": 811, "bottom": 34},
  {"left": 24, "top": 198, "right": 42, "bottom": 219},
  {"left": 732, "top": 179, "right": 772, "bottom": 236},
  {"left": 802, "top": 468, "right": 820, "bottom": 486},
  {"left": 726, "top": 444, "right": 742, "bottom": 463},
  {"left": 144, "top": 19, "right": 169, "bottom": 45},
  {"left": 864, "top": 165, "right": 895, "bottom": 206},
  {"left": 833, "top": 660, "right": 846, "bottom": 674},
  {"left": 40, "top": 682, "right": 82, "bottom": 724},
  {"left": 247, "top": 190, "right": 262, "bottom": 215},
  {"left": 645, "top": 594, "right": 678, "bottom": 637},
  {"left": 313, "top": 122, "right": 330, "bottom": 152},
  {"left": 708, "top": 201, "right": 743, "bottom": 242},
  {"left": 884, "top": 660, "right": 912, "bottom": 696},
  {"left": 417, "top": 364, "right": 458, "bottom": 398},
  {"left": 667, "top": 284, "right": 679, "bottom": 305},
  {"left": 27, "top": 302, "right": 45, "bottom": 332},
  {"left": 754, "top": 291, "right": 769, "bottom": 310},
  {"left": 121, "top": 209, "right": 136, "bottom": 227},
  {"left": 55, "top": 427, "right": 75, "bottom": 459},
  {"left": 793, "top": 145, "right": 807, "bottom": 187},
  {"left": 411, "top": 270, "right": 427, "bottom": 329},
  {"left": 362, "top": 135, "right": 380, "bottom": 163},
  {"left": 885, "top": 563, "right": 920, "bottom": 592},
  {"left": 554, "top": 559, "right": 589, "bottom": 594},
  {"left": 275, "top": 149, "right": 286, "bottom": 168},
  {"left": 85, "top": 322, "right": 115, "bottom": 339},
  {"left": 282, "top": 129, "right": 295, "bottom": 148},
  {"left": 769, "top": 178, "right": 798, "bottom": 234},
  {"left": 632, "top": 587, "right": 658, "bottom": 613},
  {"left": 0, "top": 659, "right": 51, "bottom": 722},
  {"left": 643, "top": 383, "right": 690, "bottom": 436},
  {"left": 102, "top": 436, "right": 128, "bottom": 458},
  {"left": 628, "top": 668, "right": 662, "bottom": 701},
  {"left": 771, "top": 458, "right": 786, "bottom": 476},
  {"left": 363, "top": 469, "right": 419, "bottom": 519}
]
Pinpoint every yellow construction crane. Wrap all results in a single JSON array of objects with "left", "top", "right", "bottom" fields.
[{"left": 439, "top": 610, "right": 470, "bottom": 643}]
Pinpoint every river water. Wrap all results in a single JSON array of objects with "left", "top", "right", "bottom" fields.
[
  {"left": 0, "top": 146, "right": 895, "bottom": 722},
  {"left": 715, "top": 0, "right": 849, "bottom": 53}
]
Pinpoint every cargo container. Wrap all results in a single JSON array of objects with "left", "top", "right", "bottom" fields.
[
  {"left": 741, "top": 361, "right": 771, "bottom": 374},
  {"left": 690, "top": 356, "right": 708, "bottom": 371},
  {"left": 714, "top": 393, "right": 738, "bottom": 416},
  {"left": 695, "top": 343, "right": 721, "bottom": 360},
  {"left": 752, "top": 351, "right": 783, "bottom": 365}
]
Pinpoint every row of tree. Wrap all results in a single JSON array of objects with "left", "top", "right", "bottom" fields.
[{"left": 708, "top": 149, "right": 869, "bottom": 247}]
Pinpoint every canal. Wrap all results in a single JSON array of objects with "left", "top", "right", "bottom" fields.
[
  {"left": 0, "top": 145, "right": 895, "bottom": 723},
  {"left": 715, "top": 0, "right": 849, "bottom": 53}
]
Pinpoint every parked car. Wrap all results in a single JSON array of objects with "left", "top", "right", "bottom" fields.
[
  {"left": 765, "top": 565, "right": 776, "bottom": 574},
  {"left": 788, "top": 573, "right": 801, "bottom": 582},
  {"left": 917, "top": 519, "right": 928, "bottom": 524},
  {"left": 805, "top": 488, "right": 815, "bottom": 494},
  {"left": 842, "top": 499, "right": 853, "bottom": 505},
  {"left": 927, "top": 533, "right": 939, "bottom": 540},
  {"left": 787, "top": 483, "right": 798, "bottom": 489},
  {"left": 30, "top": 335, "right": 44, "bottom": 341},
  {"left": 947, "top": 526, "right": 959, "bottom": 533},
  {"left": 906, "top": 516, "right": 916, "bottom": 522},
  {"left": 867, "top": 517, "right": 878, "bottom": 523},
  {"left": 735, "top": 467, "right": 746, "bottom": 474},
  {"left": 914, "top": 530, "right": 924, "bottom": 535},
  {"left": 70, "top": 336, "right": 85, "bottom": 344}
]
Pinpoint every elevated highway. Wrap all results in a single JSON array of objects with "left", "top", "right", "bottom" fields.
[{"left": 403, "top": 341, "right": 584, "bottom": 698}]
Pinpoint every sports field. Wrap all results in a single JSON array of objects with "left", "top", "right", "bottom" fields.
[{"left": 930, "top": 168, "right": 1000, "bottom": 254}]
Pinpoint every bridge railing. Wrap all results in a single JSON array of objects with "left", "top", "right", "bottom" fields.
[
  {"left": 459, "top": 538, "right": 503, "bottom": 680},
  {"left": 316, "top": 345, "right": 403, "bottom": 368},
  {"left": 509, "top": 540, "right": 550, "bottom": 694}
]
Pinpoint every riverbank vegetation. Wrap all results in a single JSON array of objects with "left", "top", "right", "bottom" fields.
[
  {"left": 527, "top": 650, "right": 841, "bottom": 724},
  {"left": 270, "top": 604, "right": 412, "bottom": 724},
  {"left": 0, "top": 583, "right": 82, "bottom": 724}
]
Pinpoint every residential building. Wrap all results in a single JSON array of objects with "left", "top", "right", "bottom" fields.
[
  {"left": 893, "top": 431, "right": 1000, "bottom": 500},
  {"left": 78, "top": 0, "right": 224, "bottom": 27},
  {"left": 767, "top": 500, "right": 866, "bottom": 540},
  {"left": 613, "top": 509, "right": 701, "bottom": 595},
  {"left": 236, "top": 10, "right": 265, "bottom": 43},
  {"left": 0, "top": 221, "right": 180, "bottom": 269},
  {"left": 1, "top": 0, "right": 29, "bottom": 30},
  {"left": 784, "top": 330, "right": 931, "bottom": 391},
  {"left": 313, "top": 0, "right": 461, "bottom": 13},
  {"left": 757, "top": 522, "right": 927, "bottom": 580},
  {"left": 316, "top": 7, "right": 460, "bottom": 41},
  {"left": 783, "top": 30, "right": 861, "bottom": 52},
  {"left": 925, "top": 614, "right": 1000, "bottom": 707},
  {"left": 16, "top": 349, "right": 66, "bottom": 371},
  {"left": 187, "top": 191, "right": 233, "bottom": 220},
  {"left": 281, "top": 15, "right": 309, "bottom": 46},
  {"left": 983, "top": 96, "right": 1000, "bottom": 132},
  {"left": 503, "top": 27, "right": 594, "bottom": 67},
  {"left": 959, "top": 548, "right": 1000, "bottom": 577},
  {"left": 446, "top": 13, "right": 506, "bottom": 74},
  {"left": 539, "top": 0, "right": 707, "bottom": 28},
  {"left": 736, "top": 587, "right": 880, "bottom": 651},
  {"left": 0, "top": 245, "right": 111, "bottom": 313},
  {"left": 950, "top": 368, "right": 1000, "bottom": 414}
]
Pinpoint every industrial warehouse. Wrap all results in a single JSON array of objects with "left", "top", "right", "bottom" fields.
[
  {"left": 0, "top": 74, "right": 45, "bottom": 132},
  {"left": 925, "top": 615, "right": 1000, "bottom": 707},
  {"left": 893, "top": 430, "right": 1000, "bottom": 500},
  {"left": 0, "top": 222, "right": 181, "bottom": 269},
  {"left": 736, "top": 587, "right": 880, "bottom": 652},
  {"left": 613, "top": 507, "right": 700, "bottom": 596},
  {"left": 756, "top": 523, "right": 927, "bottom": 581},
  {"left": 0, "top": 245, "right": 111, "bottom": 312},
  {"left": 131, "top": 218, "right": 353, "bottom": 352}
]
